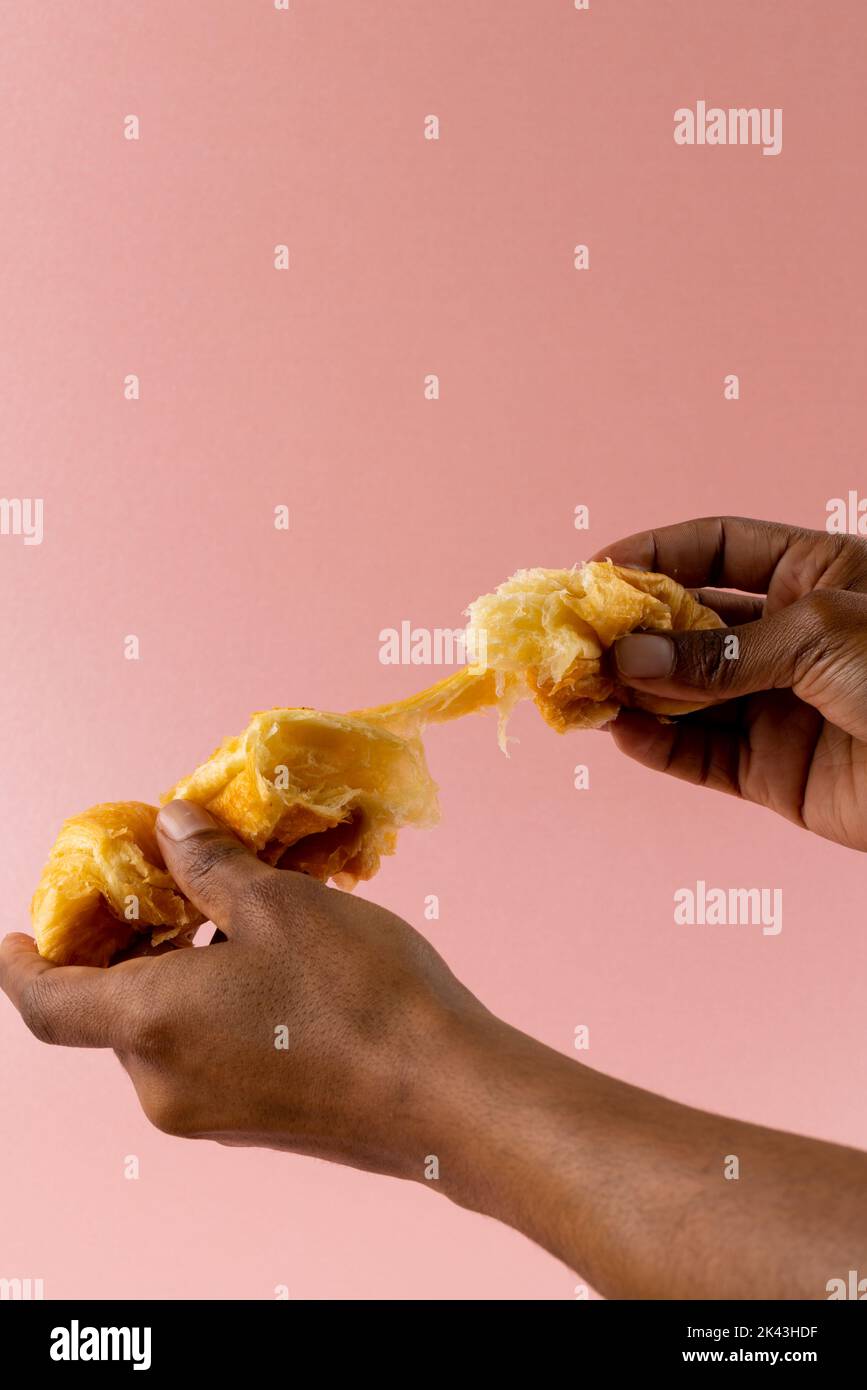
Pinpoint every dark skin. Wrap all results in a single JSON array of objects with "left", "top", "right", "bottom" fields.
[
  {"left": 3, "top": 515, "right": 867, "bottom": 1299},
  {"left": 597, "top": 515, "right": 867, "bottom": 850}
]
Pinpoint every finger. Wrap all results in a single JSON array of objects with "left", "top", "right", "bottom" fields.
[
  {"left": 590, "top": 516, "right": 821, "bottom": 593},
  {"left": 646, "top": 695, "right": 751, "bottom": 728},
  {"left": 0, "top": 932, "right": 56, "bottom": 1003},
  {"left": 612, "top": 589, "right": 867, "bottom": 735},
  {"left": 156, "top": 801, "right": 275, "bottom": 933},
  {"left": 692, "top": 589, "right": 765, "bottom": 625},
  {"left": 610, "top": 710, "right": 744, "bottom": 797},
  {"left": 0, "top": 933, "right": 135, "bottom": 1049}
]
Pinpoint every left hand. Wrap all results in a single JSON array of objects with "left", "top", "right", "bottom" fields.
[{"left": 1, "top": 800, "right": 490, "bottom": 1177}]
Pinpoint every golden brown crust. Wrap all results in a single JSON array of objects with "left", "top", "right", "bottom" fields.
[
  {"left": 30, "top": 802, "right": 205, "bottom": 967},
  {"left": 31, "top": 562, "right": 721, "bottom": 965}
]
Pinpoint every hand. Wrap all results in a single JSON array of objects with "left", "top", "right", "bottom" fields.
[
  {"left": 5, "top": 797, "right": 867, "bottom": 1297},
  {"left": 592, "top": 516, "right": 867, "bottom": 851},
  {"left": 2, "top": 800, "right": 490, "bottom": 1177}
]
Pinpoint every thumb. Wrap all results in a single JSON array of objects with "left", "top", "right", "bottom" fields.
[
  {"left": 612, "top": 590, "right": 867, "bottom": 733},
  {"left": 156, "top": 801, "right": 275, "bottom": 931}
]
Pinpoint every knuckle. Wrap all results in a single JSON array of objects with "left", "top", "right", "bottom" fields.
[
  {"left": 676, "top": 630, "right": 734, "bottom": 690},
  {"left": 180, "top": 834, "right": 245, "bottom": 891},
  {"left": 19, "top": 977, "right": 56, "bottom": 1043},
  {"left": 794, "top": 532, "right": 867, "bottom": 594},
  {"left": 847, "top": 535, "right": 867, "bottom": 575},
  {"left": 795, "top": 589, "right": 853, "bottom": 676},
  {"left": 233, "top": 869, "right": 286, "bottom": 924},
  {"left": 801, "top": 587, "right": 845, "bottom": 630},
  {"left": 824, "top": 530, "right": 867, "bottom": 573}
]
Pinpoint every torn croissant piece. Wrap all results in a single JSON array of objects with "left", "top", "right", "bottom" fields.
[
  {"left": 30, "top": 802, "right": 205, "bottom": 969},
  {"left": 466, "top": 561, "right": 724, "bottom": 732},
  {"left": 32, "top": 714, "right": 440, "bottom": 966},
  {"left": 31, "top": 561, "right": 722, "bottom": 965},
  {"left": 166, "top": 709, "right": 440, "bottom": 884}
]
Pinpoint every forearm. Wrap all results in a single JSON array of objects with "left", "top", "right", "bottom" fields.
[{"left": 430, "top": 1015, "right": 867, "bottom": 1299}]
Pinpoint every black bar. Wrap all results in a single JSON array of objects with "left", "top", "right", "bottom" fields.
[{"left": 4, "top": 1298, "right": 863, "bottom": 1373}]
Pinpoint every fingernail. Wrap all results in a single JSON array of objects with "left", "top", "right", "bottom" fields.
[
  {"left": 615, "top": 633, "right": 675, "bottom": 679},
  {"left": 618, "top": 562, "right": 648, "bottom": 571},
  {"left": 157, "top": 800, "right": 218, "bottom": 841}
]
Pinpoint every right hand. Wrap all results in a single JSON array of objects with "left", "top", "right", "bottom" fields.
[{"left": 591, "top": 516, "right": 867, "bottom": 851}]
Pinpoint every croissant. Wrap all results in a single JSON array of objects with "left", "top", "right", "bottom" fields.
[{"left": 32, "top": 562, "right": 721, "bottom": 965}]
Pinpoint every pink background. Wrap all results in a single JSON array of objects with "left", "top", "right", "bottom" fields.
[{"left": 2, "top": 1, "right": 866, "bottom": 1300}]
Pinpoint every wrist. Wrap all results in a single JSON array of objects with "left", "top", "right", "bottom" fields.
[{"left": 414, "top": 1008, "right": 594, "bottom": 1260}]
